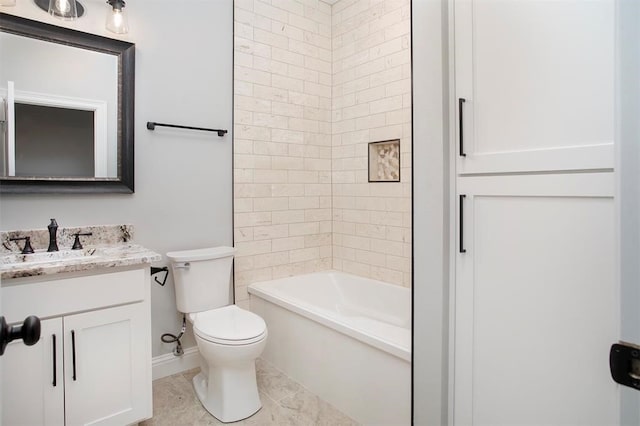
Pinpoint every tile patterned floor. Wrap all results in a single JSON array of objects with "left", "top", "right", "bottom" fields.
[{"left": 140, "top": 358, "right": 359, "bottom": 425}]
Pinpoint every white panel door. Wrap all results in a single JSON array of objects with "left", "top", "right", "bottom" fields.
[
  {"left": 2, "top": 318, "right": 65, "bottom": 426},
  {"left": 64, "top": 303, "right": 149, "bottom": 426},
  {"left": 454, "top": 0, "right": 615, "bottom": 174},
  {"left": 454, "top": 174, "right": 618, "bottom": 425}
]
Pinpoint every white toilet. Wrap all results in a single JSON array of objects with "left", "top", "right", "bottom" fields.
[{"left": 166, "top": 246, "right": 267, "bottom": 423}]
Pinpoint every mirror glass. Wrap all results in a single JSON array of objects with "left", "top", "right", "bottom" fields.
[{"left": 0, "top": 13, "right": 135, "bottom": 193}]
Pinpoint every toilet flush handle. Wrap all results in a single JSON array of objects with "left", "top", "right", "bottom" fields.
[{"left": 173, "top": 262, "right": 191, "bottom": 269}]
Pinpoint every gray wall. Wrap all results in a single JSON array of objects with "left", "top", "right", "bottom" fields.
[
  {"left": 618, "top": 0, "right": 640, "bottom": 423},
  {"left": 412, "top": 0, "right": 449, "bottom": 424},
  {"left": 0, "top": 0, "right": 234, "bottom": 357}
]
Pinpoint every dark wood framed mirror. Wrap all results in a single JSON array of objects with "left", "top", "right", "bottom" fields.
[{"left": 0, "top": 13, "right": 134, "bottom": 194}]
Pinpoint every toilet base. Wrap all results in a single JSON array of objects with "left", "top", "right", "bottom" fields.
[{"left": 192, "top": 364, "right": 262, "bottom": 423}]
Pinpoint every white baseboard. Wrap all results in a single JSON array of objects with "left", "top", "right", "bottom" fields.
[{"left": 152, "top": 346, "right": 201, "bottom": 381}]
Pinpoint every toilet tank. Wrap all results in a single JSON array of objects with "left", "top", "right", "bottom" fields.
[{"left": 166, "top": 246, "right": 236, "bottom": 313}]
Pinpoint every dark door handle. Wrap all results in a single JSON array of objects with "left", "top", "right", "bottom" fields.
[
  {"left": 610, "top": 343, "right": 640, "bottom": 391},
  {"left": 0, "top": 315, "right": 41, "bottom": 356},
  {"left": 459, "top": 194, "right": 467, "bottom": 253},
  {"left": 459, "top": 98, "right": 466, "bottom": 157},
  {"left": 52, "top": 334, "right": 57, "bottom": 387},
  {"left": 71, "top": 330, "right": 77, "bottom": 381}
]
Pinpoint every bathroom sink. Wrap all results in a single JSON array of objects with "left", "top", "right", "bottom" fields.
[{"left": 0, "top": 248, "right": 101, "bottom": 267}]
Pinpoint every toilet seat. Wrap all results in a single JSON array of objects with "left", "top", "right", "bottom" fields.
[{"left": 190, "top": 305, "right": 267, "bottom": 346}]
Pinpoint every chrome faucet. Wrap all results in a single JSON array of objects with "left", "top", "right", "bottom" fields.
[{"left": 47, "top": 219, "right": 58, "bottom": 252}]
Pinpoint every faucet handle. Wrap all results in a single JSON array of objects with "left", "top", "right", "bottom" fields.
[
  {"left": 71, "top": 232, "right": 93, "bottom": 250},
  {"left": 10, "top": 236, "right": 34, "bottom": 254}
]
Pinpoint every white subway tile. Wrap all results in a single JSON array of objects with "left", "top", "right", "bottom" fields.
[
  {"left": 253, "top": 251, "right": 292, "bottom": 268},
  {"left": 235, "top": 183, "right": 271, "bottom": 198},
  {"left": 272, "top": 46, "right": 305, "bottom": 66},
  {"left": 272, "top": 210, "right": 306, "bottom": 224},
  {"left": 234, "top": 199, "right": 254, "bottom": 214},
  {"left": 272, "top": 262, "right": 307, "bottom": 279},
  {"left": 272, "top": 74, "right": 304, "bottom": 92},
  {"left": 234, "top": 80, "right": 254, "bottom": 97},
  {"left": 289, "top": 247, "right": 320, "bottom": 263},
  {"left": 235, "top": 65, "right": 272, "bottom": 86},
  {"left": 305, "top": 209, "right": 332, "bottom": 221},
  {"left": 272, "top": 236, "right": 306, "bottom": 252},
  {"left": 235, "top": 95, "right": 272, "bottom": 113},
  {"left": 282, "top": 132, "right": 311, "bottom": 147},
  {"left": 288, "top": 170, "right": 319, "bottom": 183},
  {"left": 235, "top": 211, "right": 272, "bottom": 227},
  {"left": 254, "top": 169, "right": 289, "bottom": 183},
  {"left": 288, "top": 196, "right": 320, "bottom": 210},
  {"left": 235, "top": 22, "right": 254, "bottom": 40},
  {"left": 235, "top": 168, "right": 254, "bottom": 183},
  {"left": 254, "top": 0, "right": 289, "bottom": 22},
  {"left": 254, "top": 224, "right": 290, "bottom": 240},
  {"left": 355, "top": 249, "right": 386, "bottom": 266},
  {"left": 234, "top": 154, "right": 272, "bottom": 169},
  {"left": 272, "top": 0, "right": 304, "bottom": 16},
  {"left": 271, "top": 21, "right": 305, "bottom": 41},
  {"left": 254, "top": 28, "right": 289, "bottom": 49},
  {"left": 288, "top": 12, "right": 319, "bottom": 33},
  {"left": 253, "top": 85, "right": 289, "bottom": 102},
  {"left": 253, "top": 197, "right": 290, "bottom": 211},
  {"left": 234, "top": 227, "right": 254, "bottom": 242},
  {"left": 236, "top": 240, "right": 273, "bottom": 257},
  {"left": 289, "top": 64, "right": 320, "bottom": 83},
  {"left": 272, "top": 156, "right": 306, "bottom": 170},
  {"left": 253, "top": 56, "right": 289, "bottom": 76},
  {"left": 289, "top": 222, "right": 320, "bottom": 236},
  {"left": 271, "top": 183, "right": 306, "bottom": 196},
  {"left": 341, "top": 260, "right": 370, "bottom": 277},
  {"left": 235, "top": 267, "right": 273, "bottom": 286}
]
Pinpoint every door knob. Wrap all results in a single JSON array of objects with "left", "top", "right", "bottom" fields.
[
  {"left": 610, "top": 342, "right": 640, "bottom": 390},
  {"left": 0, "top": 315, "right": 41, "bottom": 356}
]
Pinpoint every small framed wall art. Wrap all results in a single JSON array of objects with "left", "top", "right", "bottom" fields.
[{"left": 368, "top": 139, "right": 400, "bottom": 182}]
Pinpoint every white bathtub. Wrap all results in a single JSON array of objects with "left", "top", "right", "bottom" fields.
[{"left": 248, "top": 271, "right": 411, "bottom": 425}]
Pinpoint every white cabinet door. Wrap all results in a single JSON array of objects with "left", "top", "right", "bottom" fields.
[
  {"left": 454, "top": 173, "right": 618, "bottom": 425},
  {"left": 2, "top": 318, "right": 65, "bottom": 426},
  {"left": 63, "top": 303, "right": 151, "bottom": 426},
  {"left": 454, "top": 0, "right": 615, "bottom": 174}
]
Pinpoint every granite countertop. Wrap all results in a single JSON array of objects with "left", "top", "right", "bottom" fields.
[{"left": 0, "top": 224, "right": 161, "bottom": 280}]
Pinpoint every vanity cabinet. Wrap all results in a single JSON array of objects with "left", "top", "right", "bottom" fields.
[
  {"left": 3, "top": 318, "right": 64, "bottom": 425},
  {"left": 1, "top": 267, "right": 152, "bottom": 426}
]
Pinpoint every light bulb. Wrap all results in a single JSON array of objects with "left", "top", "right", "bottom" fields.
[
  {"left": 56, "top": 0, "right": 71, "bottom": 13},
  {"left": 48, "top": 0, "right": 78, "bottom": 20},
  {"left": 106, "top": 1, "right": 129, "bottom": 34}
]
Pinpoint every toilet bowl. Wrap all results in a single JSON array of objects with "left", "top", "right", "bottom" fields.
[
  {"left": 189, "top": 306, "right": 267, "bottom": 423},
  {"left": 166, "top": 247, "right": 268, "bottom": 423}
]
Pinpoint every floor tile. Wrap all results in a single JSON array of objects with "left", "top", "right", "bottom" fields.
[{"left": 141, "top": 358, "right": 359, "bottom": 425}]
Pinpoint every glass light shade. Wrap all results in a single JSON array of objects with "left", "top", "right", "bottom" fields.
[
  {"left": 106, "top": 7, "right": 128, "bottom": 34},
  {"left": 0, "top": 0, "right": 17, "bottom": 7},
  {"left": 48, "top": 0, "right": 78, "bottom": 20}
]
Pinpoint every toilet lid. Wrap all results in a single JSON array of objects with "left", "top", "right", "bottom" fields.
[{"left": 191, "top": 305, "right": 266, "bottom": 344}]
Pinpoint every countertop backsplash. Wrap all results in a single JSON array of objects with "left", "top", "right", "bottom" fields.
[{"left": 1, "top": 224, "right": 134, "bottom": 253}]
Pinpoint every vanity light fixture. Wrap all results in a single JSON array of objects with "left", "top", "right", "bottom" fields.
[
  {"left": 34, "top": 0, "right": 84, "bottom": 20},
  {"left": 105, "top": 0, "right": 128, "bottom": 34}
]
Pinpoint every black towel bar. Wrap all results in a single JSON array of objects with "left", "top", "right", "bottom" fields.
[{"left": 146, "top": 121, "right": 228, "bottom": 137}]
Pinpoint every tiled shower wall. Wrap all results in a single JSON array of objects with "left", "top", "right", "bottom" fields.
[
  {"left": 331, "top": 0, "right": 412, "bottom": 287},
  {"left": 233, "top": 0, "right": 412, "bottom": 304},
  {"left": 233, "top": 0, "right": 334, "bottom": 307}
]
